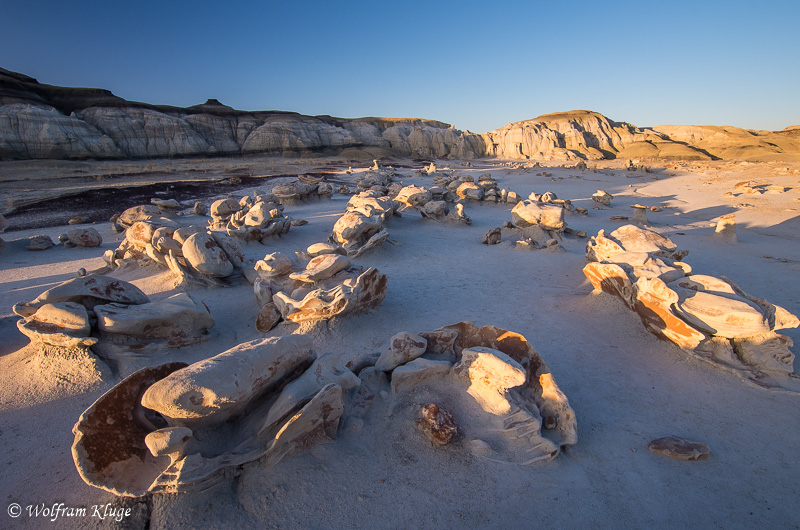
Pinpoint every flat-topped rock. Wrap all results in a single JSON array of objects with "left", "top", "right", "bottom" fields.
[{"left": 511, "top": 200, "right": 566, "bottom": 232}]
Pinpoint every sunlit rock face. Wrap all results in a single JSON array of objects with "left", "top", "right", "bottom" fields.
[
  {"left": 583, "top": 225, "right": 800, "bottom": 390},
  {"left": 481, "top": 110, "right": 698, "bottom": 161}
]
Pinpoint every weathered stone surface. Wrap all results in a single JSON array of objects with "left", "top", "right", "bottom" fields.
[
  {"left": 453, "top": 346, "right": 526, "bottom": 414},
  {"left": 583, "top": 262, "right": 635, "bottom": 308},
  {"left": 145, "top": 427, "right": 193, "bottom": 461},
  {"left": 631, "top": 204, "right": 649, "bottom": 225},
  {"left": 255, "top": 252, "right": 293, "bottom": 279},
  {"left": 67, "top": 227, "right": 103, "bottom": 247},
  {"left": 210, "top": 231, "right": 244, "bottom": 268},
  {"left": 13, "top": 275, "right": 149, "bottom": 317},
  {"left": 417, "top": 404, "right": 458, "bottom": 446},
  {"left": 345, "top": 194, "right": 394, "bottom": 219},
  {"left": 332, "top": 211, "right": 383, "bottom": 250},
  {"left": 94, "top": 293, "right": 214, "bottom": 342},
  {"left": 255, "top": 302, "right": 282, "bottom": 333},
  {"left": 648, "top": 437, "right": 710, "bottom": 461},
  {"left": 349, "top": 228, "right": 390, "bottom": 258},
  {"left": 395, "top": 185, "right": 432, "bottom": 208},
  {"left": 375, "top": 332, "right": 428, "bottom": 372},
  {"left": 72, "top": 362, "right": 189, "bottom": 497},
  {"left": 672, "top": 288, "right": 770, "bottom": 339},
  {"left": 210, "top": 198, "right": 241, "bottom": 218},
  {"left": 256, "top": 383, "right": 344, "bottom": 461},
  {"left": 602, "top": 251, "right": 689, "bottom": 284},
  {"left": 172, "top": 226, "right": 203, "bottom": 245},
  {"left": 151, "top": 198, "right": 180, "bottom": 209},
  {"left": 181, "top": 232, "right": 234, "bottom": 277},
  {"left": 456, "top": 181, "right": 484, "bottom": 201},
  {"left": 272, "top": 181, "right": 316, "bottom": 201},
  {"left": 390, "top": 358, "right": 452, "bottom": 393},
  {"left": 289, "top": 254, "right": 351, "bottom": 283},
  {"left": 244, "top": 202, "right": 278, "bottom": 228},
  {"left": 141, "top": 335, "right": 314, "bottom": 428},
  {"left": 420, "top": 200, "right": 447, "bottom": 219},
  {"left": 714, "top": 214, "right": 737, "bottom": 243},
  {"left": 592, "top": 190, "right": 613, "bottom": 206},
  {"left": 118, "top": 205, "right": 162, "bottom": 227},
  {"left": 482, "top": 227, "right": 502, "bottom": 245},
  {"left": 733, "top": 332, "right": 795, "bottom": 374},
  {"left": 586, "top": 225, "right": 686, "bottom": 262},
  {"left": 419, "top": 329, "right": 459, "bottom": 358},
  {"left": 17, "top": 301, "right": 98, "bottom": 348},
  {"left": 26, "top": 234, "right": 54, "bottom": 250},
  {"left": 125, "top": 221, "right": 159, "bottom": 249},
  {"left": 262, "top": 352, "right": 360, "bottom": 430},
  {"left": 632, "top": 277, "right": 707, "bottom": 349},
  {"left": 273, "top": 267, "right": 387, "bottom": 322},
  {"left": 511, "top": 200, "right": 566, "bottom": 232},
  {"left": 306, "top": 242, "right": 346, "bottom": 257}
]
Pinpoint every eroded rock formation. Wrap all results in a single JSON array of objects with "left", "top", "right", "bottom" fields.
[
  {"left": 72, "top": 321, "right": 576, "bottom": 497},
  {"left": 13, "top": 275, "right": 214, "bottom": 371},
  {"left": 583, "top": 225, "right": 799, "bottom": 390}
]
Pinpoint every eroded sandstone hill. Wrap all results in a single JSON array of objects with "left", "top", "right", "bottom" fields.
[{"left": 1, "top": 67, "right": 798, "bottom": 162}]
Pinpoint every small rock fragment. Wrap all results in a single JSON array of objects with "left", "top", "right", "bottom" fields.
[
  {"left": 256, "top": 302, "right": 282, "bottom": 332},
  {"left": 592, "top": 190, "right": 613, "bottom": 206},
  {"left": 713, "top": 214, "right": 737, "bottom": 243},
  {"left": 417, "top": 404, "right": 458, "bottom": 446},
  {"left": 482, "top": 227, "right": 502, "bottom": 245},
  {"left": 648, "top": 437, "right": 710, "bottom": 461}
]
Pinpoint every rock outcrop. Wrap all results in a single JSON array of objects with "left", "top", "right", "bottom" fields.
[
  {"left": 72, "top": 321, "right": 575, "bottom": 497},
  {"left": 583, "top": 225, "right": 800, "bottom": 390},
  {"left": 481, "top": 110, "right": 712, "bottom": 161},
  {"left": 0, "top": 68, "right": 486, "bottom": 160},
  {"left": 6, "top": 68, "right": 797, "bottom": 162}
]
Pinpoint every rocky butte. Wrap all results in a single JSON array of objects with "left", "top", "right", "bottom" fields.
[{"left": 2, "top": 67, "right": 798, "bottom": 162}]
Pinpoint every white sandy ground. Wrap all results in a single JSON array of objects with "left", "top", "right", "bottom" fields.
[{"left": 0, "top": 158, "right": 799, "bottom": 528}]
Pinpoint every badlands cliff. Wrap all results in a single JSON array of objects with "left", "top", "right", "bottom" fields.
[{"left": 1, "top": 67, "right": 798, "bottom": 162}]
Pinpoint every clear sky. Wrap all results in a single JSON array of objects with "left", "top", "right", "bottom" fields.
[{"left": 2, "top": 0, "right": 798, "bottom": 133}]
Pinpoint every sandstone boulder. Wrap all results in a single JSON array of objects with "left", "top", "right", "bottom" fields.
[
  {"left": 255, "top": 252, "right": 293, "bottom": 279},
  {"left": 26, "top": 234, "right": 54, "bottom": 250},
  {"left": 141, "top": 335, "right": 314, "bottom": 428},
  {"left": 511, "top": 200, "right": 566, "bottom": 232},
  {"left": 181, "top": 232, "right": 234, "bottom": 277},
  {"left": 67, "top": 227, "right": 102, "bottom": 248},
  {"left": 395, "top": 185, "right": 432, "bottom": 208},
  {"left": 94, "top": 293, "right": 215, "bottom": 342},
  {"left": 273, "top": 267, "right": 387, "bottom": 322},
  {"left": 17, "top": 301, "right": 98, "bottom": 348},
  {"left": 13, "top": 275, "right": 149, "bottom": 317},
  {"left": 118, "top": 205, "right": 162, "bottom": 227},
  {"left": 375, "top": 332, "right": 428, "bottom": 371},
  {"left": 289, "top": 254, "right": 351, "bottom": 283}
]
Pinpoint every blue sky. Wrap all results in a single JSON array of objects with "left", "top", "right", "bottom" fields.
[{"left": 2, "top": 0, "right": 798, "bottom": 132}]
